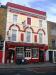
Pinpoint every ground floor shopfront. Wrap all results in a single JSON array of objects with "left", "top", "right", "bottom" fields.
[
  {"left": 4, "top": 41, "right": 48, "bottom": 64},
  {"left": 47, "top": 50, "right": 56, "bottom": 63}
]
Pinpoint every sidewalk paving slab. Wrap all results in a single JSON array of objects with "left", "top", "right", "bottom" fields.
[{"left": 0, "top": 62, "right": 56, "bottom": 69}]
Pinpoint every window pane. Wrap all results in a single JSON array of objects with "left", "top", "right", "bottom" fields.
[
  {"left": 16, "top": 47, "right": 24, "bottom": 58},
  {"left": 26, "top": 31, "right": 31, "bottom": 43},
  {"left": 52, "top": 40, "right": 55, "bottom": 47},
  {"left": 13, "top": 15, "right": 17, "bottom": 24},
  {"left": 27, "top": 17, "right": 31, "bottom": 25},
  {"left": 32, "top": 48, "right": 38, "bottom": 58},
  {"left": 54, "top": 51, "right": 56, "bottom": 57},
  {"left": 25, "top": 51, "right": 31, "bottom": 57},
  {"left": 12, "top": 30, "right": 17, "bottom": 41},
  {"left": 39, "top": 33, "right": 42, "bottom": 43}
]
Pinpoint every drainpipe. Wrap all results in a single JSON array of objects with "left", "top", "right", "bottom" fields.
[{"left": 2, "top": 41, "right": 5, "bottom": 64}]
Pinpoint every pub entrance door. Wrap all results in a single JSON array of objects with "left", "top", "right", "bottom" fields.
[
  {"left": 39, "top": 50, "right": 44, "bottom": 62},
  {"left": 7, "top": 48, "right": 15, "bottom": 63}
]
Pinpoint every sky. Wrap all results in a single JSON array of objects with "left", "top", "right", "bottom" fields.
[{"left": 0, "top": 0, "right": 56, "bottom": 22}]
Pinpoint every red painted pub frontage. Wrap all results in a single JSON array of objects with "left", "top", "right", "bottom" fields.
[{"left": 5, "top": 41, "right": 48, "bottom": 63}]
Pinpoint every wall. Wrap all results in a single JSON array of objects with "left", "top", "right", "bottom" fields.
[
  {"left": 5, "top": 6, "right": 48, "bottom": 45},
  {"left": 0, "top": 5, "right": 7, "bottom": 40}
]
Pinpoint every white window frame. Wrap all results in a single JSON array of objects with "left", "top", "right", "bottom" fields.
[
  {"left": 13, "top": 14, "right": 17, "bottom": 24},
  {"left": 11, "top": 29, "right": 17, "bottom": 42},
  {"left": 26, "top": 31, "right": 32, "bottom": 43},
  {"left": 39, "top": 33, "right": 43, "bottom": 44}
]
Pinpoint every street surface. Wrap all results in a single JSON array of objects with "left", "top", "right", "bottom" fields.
[
  {"left": 0, "top": 62, "right": 56, "bottom": 75},
  {"left": 0, "top": 66, "right": 56, "bottom": 75}
]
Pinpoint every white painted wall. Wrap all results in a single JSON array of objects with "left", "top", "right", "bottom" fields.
[{"left": 5, "top": 6, "right": 48, "bottom": 45}]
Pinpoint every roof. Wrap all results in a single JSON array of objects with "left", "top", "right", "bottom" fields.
[{"left": 6, "top": 2, "right": 46, "bottom": 16}]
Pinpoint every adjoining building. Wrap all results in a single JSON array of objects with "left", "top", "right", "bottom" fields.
[
  {"left": 0, "top": 2, "right": 48, "bottom": 64},
  {"left": 0, "top": 4, "right": 7, "bottom": 63},
  {"left": 47, "top": 21, "right": 56, "bottom": 63}
]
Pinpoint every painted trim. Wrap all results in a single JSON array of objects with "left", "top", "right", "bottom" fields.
[
  {"left": 9, "top": 8, "right": 46, "bottom": 20},
  {"left": 5, "top": 41, "right": 48, "bottom": 50},
  {"left": 9, "top": 24, "right": 20, "bottom": 31},
  {"left": 6, "top": 2, "right": 46, "bottom": 16},
  {"left": 24, "top": 27, "right": 34, "bottom": 33},
  {"left": 37, "top": 29, "right": 46, "bottom": 35}
]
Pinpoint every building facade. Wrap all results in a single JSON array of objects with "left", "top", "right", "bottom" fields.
[
  {"left": 0, "top": 5, "right": 7, "bottom": 63},
  {"left": 47, "top": 21, "right": 56, "bottom": 63},
  {"left": 2, "top": 2, "right": 48, "bottom": 64}
]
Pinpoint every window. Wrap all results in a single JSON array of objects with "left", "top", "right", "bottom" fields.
[
  {"left": 32, "top": 48, "right": 38, "bottom": 58},
  {"left": 26, "top": 31, "right": 31, "bottom": 43},
  {"left": 39, "top": 33, "right": 42, "bottom": 43},
  {"left": 39, "top": 20, "right": 42, "bottom": 27},
  {"left": 54, "top": 51, "right": 56, "bottom": 57},
  {"left": 11, "top": 29, "right": 17, "bottom": 41},
  {"left": 51, "top": 30, "right": 56, "bottom": 36},
  {"left": 54, "top": 51, "right": 56, "bottom": 62},
  {"left": 16, "top": 47, "right": 24, "bottom": 58},
  {"left": 25, "top": 50, "right": 31, "bottom": 57},
  {"left": 0, "top": 41, "right": 4, "bottom": 50},
  {"left": 13, "top": 15, "right": 17, "bottom": 24},
  {"left": 27, "top": 17, "right": 31, "bottom": 25},
  {"left": 52, "top": 40, "right": 55, "bottom": 47}
]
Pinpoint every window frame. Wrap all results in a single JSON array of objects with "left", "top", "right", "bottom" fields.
[
  {"left": 27, "top": 17, "right": 31, "bottom": 25},
  {"left": 16, "top": 47, "right": 24, "bottom": 58},
  {"left": 52, "top": 40, "right": 55, "bottom": 48},
  {"left": 39, "top": 33, "right": 43, "bottom": 44},
  {"left": 32, "top": 48, "right": 39, "bottom": 58},
  {"left": 11, "top": 29, "right": 17, "bottom": 42},
  {"left": 26, "top": 31, "right": 31, "bottom": 43},
  {"left": 13, "top": 14, "right": 18, "bottom": 24}
]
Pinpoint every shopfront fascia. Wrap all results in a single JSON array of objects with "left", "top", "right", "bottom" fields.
[{"left": 5, "top": 41, "right": 48, "bottom": 63}]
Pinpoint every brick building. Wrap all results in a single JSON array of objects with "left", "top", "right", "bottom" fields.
[
  {"left": 47, "top": 21, "right": 56, "bottom": 63},
  {"left": 0, "top": 5, "right": 7, "bottom": 63}
]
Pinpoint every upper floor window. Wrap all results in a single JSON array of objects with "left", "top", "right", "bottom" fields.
[
  {"left": 39, "top": 19, "right": 42, "bottom": 27},
  {"left": 52, "top": 40, "right": 55, "bottom": 48},
  {"left": 27, "top": 17, "right": 31, "bottom": 25},
  {"left": 11, "top": 29, "right": 17, "bottom": 41},
  {"left": 26, "top": 31, "right": 31, "bottom": 43},
  {"left": 13, "top": 14, "right": 17, "bottom": 24},
  {"left": 39, "top": 33, "right": 42, "bottom": 43}
]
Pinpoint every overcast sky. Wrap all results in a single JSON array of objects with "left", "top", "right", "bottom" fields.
[{"left": 0, "top": 0, "right": 56, "bottom": 22}]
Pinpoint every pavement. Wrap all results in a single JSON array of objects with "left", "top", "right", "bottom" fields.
[{"left": 0, "top": 62, "right": 56, "bottom": 69}]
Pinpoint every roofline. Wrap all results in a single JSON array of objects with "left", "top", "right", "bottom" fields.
[{"left": 6, "top": 2, "right": 46, "bottom": 16}]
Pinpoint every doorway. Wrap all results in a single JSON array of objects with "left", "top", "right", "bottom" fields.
[
  {"left": 39, "top": 50, "right": 44, "bottom": 62},
  {"left": 7, "top": 49, "right": 15, "bottom": 63},
  {"left": 49, "top": 51, "right": 53, "bottom": 62}
]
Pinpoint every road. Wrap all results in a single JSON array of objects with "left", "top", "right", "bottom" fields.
[{"left": 0, "top": 66, "right": 56, "bottom": 75}]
